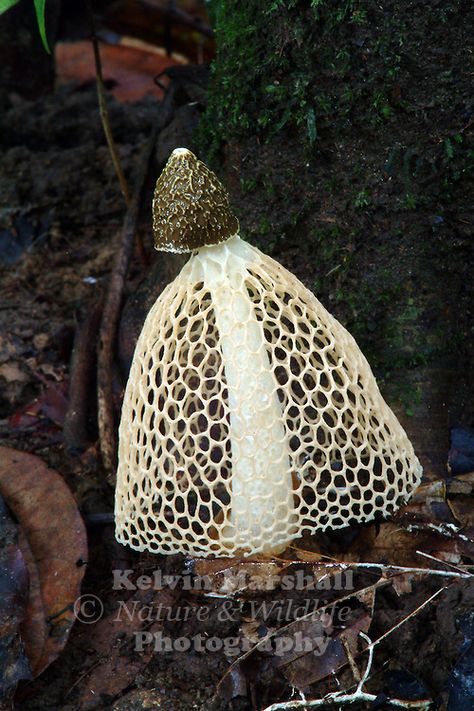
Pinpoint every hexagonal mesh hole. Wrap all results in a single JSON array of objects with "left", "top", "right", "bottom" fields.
[{"left": 115, "top": 236, "right": 422, "bottom": 557}]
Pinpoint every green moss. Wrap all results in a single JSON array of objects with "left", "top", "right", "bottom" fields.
[
  {"left": 197, "top": 1, "right": 367, "bottom": 159},
  {"left": 304, "top": 220, "right": 450, "bottom": 413},
  {"left": 197, "top": 0, "right": 473, "bottom": 420},
  {"left": 197, "top": 0, "right": 418, "bottom": 161}
]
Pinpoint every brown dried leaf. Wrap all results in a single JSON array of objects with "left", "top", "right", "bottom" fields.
[
  {"left": 0, "top": 495, "right": 31, "bottom": 700},
  {"left": 337, "top": 468, "right": 474, "bottom": 569},
  {"left": 391, "top": 572, "right": 424, "bottom": 596},
  {"left": 72, "top": 588, "right": 178, "bottom": 707},
  {"left": 241, "top": 619, "right": 263, "bottom": 645},
  {"left": 0, "top": 362, "right": 28, "bottom": 383},
  {"left": 8, "top": 381, "right": 69, "bottom": 431},
  {"left": 447, "top": 471, "right": 474, "bottom": 496},
  {"left": 193, "top": 558, "right": 290, "bottom": 595},
  {"left": 277, "top": 587, "right": 375, "bottom": 690},
  {"left": 409, "top": 480, "right": 446, "bottom": 505},
  {"left": 447, "top": 498, "right": 474, "bottom": 530},
  {"left": 0, "top": 447, "right": 87, "bottom": 677},
  {"left": 291, "top": 545, "right": 325, "bottom": 562},
  {"left": 348, "top": 516, "right": 474, "bottom": 570}
]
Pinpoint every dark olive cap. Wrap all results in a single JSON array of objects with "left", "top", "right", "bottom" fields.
[{"left": 152, "top": 148, "right": 239, "bottom": 253}]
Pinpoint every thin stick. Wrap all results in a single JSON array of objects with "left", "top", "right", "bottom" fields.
[
  {"left": 291, "top": 557, "right": 472, "bottom": 580},
  {"left": 416, "top": 549, "right": 472, "bottom": 576},
  {"left": 85, "top": 0, "right": 131, "bottom": 206},
  {"left": 97, "top": 127, "right": 157, "bottom": 475},
  {"left": 263, "top": 690, "right": 431, "bottom": 709},
  {"left": 356, "top": 632, "right": 373, "bottom": 692},
  {"left": 405, "top": 520, "right": 474, "bottom": 544},
  {"left": 214, "top": 580, "right": 389, "bottom": 697},
  {"left": 336, "top": 561, "right": 471, "bottom": 579},
  {"left": 261, "top": 596, "right": 443, "bottom": 711},
  {"left": 263, "top": 632, "right": 431, "bottom": 711},
  {"left": 219, "top": 582, "right": 447, "bottom": 711},
  {"left": 96, "top": 70, "right": 180, "bottom": 475},
  {"left": 364, "top": 585, "right": 447, "bottom": 652}
]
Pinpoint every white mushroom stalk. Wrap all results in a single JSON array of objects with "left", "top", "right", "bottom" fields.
[
  {"left": 114, "top": 148, "right": 423, "bottom": 558},
  {"left": 186, "top": 237, "right": 297, "bottom": 553}
]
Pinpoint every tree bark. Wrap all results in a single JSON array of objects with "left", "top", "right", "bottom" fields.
[{"left": 197, "top": 0, "right": 474, "bottom": 465}]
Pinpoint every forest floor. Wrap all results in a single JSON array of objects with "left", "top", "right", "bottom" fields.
[{"left": 0, "top": 38, "right": 474, "bottom": 711}]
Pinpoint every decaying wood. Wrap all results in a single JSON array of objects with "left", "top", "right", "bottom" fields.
[
  {"left": 96, "top": 68, "right": 188, "bottom": 477},
  {"left": 63, "top": 298, "right": 103, "bottom": 450},
  {"left": 97, "top": 128, "right": 157, "bottom": 477}
]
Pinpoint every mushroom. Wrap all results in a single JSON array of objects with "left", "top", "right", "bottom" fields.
[{"left": 115, "top": 148, "right": 422, "bottom": 558}]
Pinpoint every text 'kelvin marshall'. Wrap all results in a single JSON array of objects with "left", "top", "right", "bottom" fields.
[{"left": 112, "top": 567, "right": 354, "bottom": 592}]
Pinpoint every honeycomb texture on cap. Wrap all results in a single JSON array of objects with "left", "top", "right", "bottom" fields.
[
  {"left": 152, "top": 148, "right": 239, "bottom": 253},
  {"left": 115, "top": 235, "right": 422, "bottom": 558}
]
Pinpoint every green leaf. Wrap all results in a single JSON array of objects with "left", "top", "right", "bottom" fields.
[
  {"left": 307, "top": 107, "right": 317, "bottom": 145},
  {"left": 444, "top": 137, "right": 454, "bottom": 159},
  {"left": 0, "top": 0, "right": 21, "bottom": 15},
  {"left": 33, "top": 0, "right": 50, "bottom": 53}
]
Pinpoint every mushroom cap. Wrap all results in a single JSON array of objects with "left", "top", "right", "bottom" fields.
[
  {"left": 152, "top": 148, "right": 239, "bottom": 253},
  {"left": 115, "top": 235, "right": 422, "bottom": 558}
]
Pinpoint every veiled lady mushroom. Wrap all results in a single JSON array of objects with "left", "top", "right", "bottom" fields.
[{"left": 115, "top": 148, "right": 422, "bottom": 558}]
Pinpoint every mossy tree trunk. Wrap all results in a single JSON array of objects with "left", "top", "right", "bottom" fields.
[{"left": 197, "top": 0, "right": 474, "bottom": 473}]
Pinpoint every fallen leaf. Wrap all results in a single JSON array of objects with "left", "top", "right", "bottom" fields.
[
  {"left": 55, "top": 40, "right": 184, "bottom": 103},
  {"left": 447, "top": 471, "right": 474, "bottom": 496},
  {"left": 392, "top": 572, "right": 423, "bottom": 596},
  {"left": 8, "top": 381, "right": 69, "bottom": 430},
  {"left": 72, "top": 588, "right": 178, "bottom": 708},
  {"left": 0, "top": 495, "right": 31, "bottom": 701},
  {"left": 0, "top": 362, "right": 29, "bottom": 383},
  {"left": 241, "top": 619, "right": 265, "bottom": 645},
  {"left": 277, "top": 587, "right": 375, "bottom": 690},
  {"left": 0, "top": 333, "right": 27, "bottom": 364},
  {"left": 446, "top": 498, "right": 474, "bottom": 531},
  {"left": 32, "top": 334, "right": 50, "bottom": 351},
  {"left": 36, "top": 363, "right": 64, "bottom": 381},
  {"left": 0, "top": 447, "right": 87, "bottom": 677},
  {"left": 193, "top": 558, "right": 291, "bottom": 595}
]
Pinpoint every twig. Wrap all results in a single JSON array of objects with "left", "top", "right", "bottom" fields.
[
  {"left": 224, "top": 582, "right": 448, "bottom": 711},
  {"left": 262, "top": 627, "right": 435, "bottom": 710},
  {"left": 296, "top": 559, "right": 472, "bottom": 580},
  {"left": 363, "top": 585, "right": 447, "bottom": 653},
  {"left": 64, "top": 658, "right": 104, "bottom": 698},
  {"left": 64, "top": 298, "right": 103, "bottom": 450},
  {"left": 264, "top": 636, "right": 430, "bottom": 708},
  {"left": 416, "top": 550, "right": 473, "bottom": 576},
  {"left": 97, "top": 127, "right": 157, "bottom": 475},
  {"left": 96, "top": 65, "right": 183, "bottom": 476},
  {"left": 356, "top": 631, "right": 373, "bottom": 691},
  {"left": 405, "top": 520, "right": 474, "bottom": 545},
  {"left": 85, "top": 0, "right": 131, "bottom": 206},
  {"left": 341, "top": 636, "right": 361, "bottom": 685},
  {"left": 83, "top": 512, "right": 115, "bottom": 527},
  {"left": 214, "top": 580, "right": 389, "bottom": 698}
]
